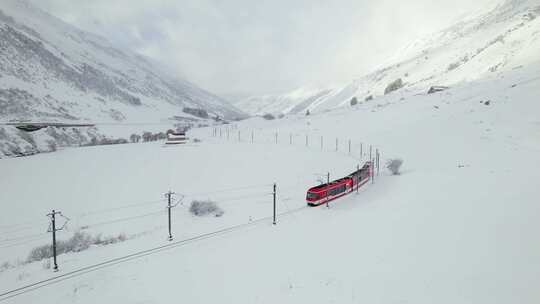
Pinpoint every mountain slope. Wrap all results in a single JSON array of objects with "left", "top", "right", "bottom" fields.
[
  {"left": 0, "top": 0, "right": 245, "bottom": 123},
  {"left": 235, "top": 0, "right": 540, "bottom": 115}
]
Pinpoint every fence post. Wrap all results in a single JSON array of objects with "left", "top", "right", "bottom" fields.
[
  {"left": 360, "top": 143, "right": 363, "bottom": 159},
  {"left": 251, "top": 131, "right": 254, "bottom": 143},
  {"left": 348, "top": 140, "right": 351, "bottom": 154},
  {"left": 377, "top": 150, "right": 380, "bottom": 176},
  {"left": 371, "top": 155, "right": 375, "bottom": 184},
  {"left": 321, "top": 136, "right": 323, "bottom": 150},
  {"left": 290, "top": 133, "right": 292, "bottom": 145},
  {"left": 275, "top": 132, "right": 278, "bottom": 144},
  {"left": 335, "top": 138, "right": 338, "bottom": 152},
  {"left": 273, "top": 183, "right": 277, "bottom": 225}
]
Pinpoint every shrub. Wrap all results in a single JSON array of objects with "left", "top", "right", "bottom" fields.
[
  {"left": 350, "top": 97, "right": 358, "bottom": 106},
  {"left": 27, "top": 231, "right": 128, "bottom": 263},
  {"left": 189, "top": 200, "right": 224, "bottom": 217},
  {"left": 262, "top": 113, "right": 275, "bottom": 120},
  {"left": 130, "top": 134, "right": 141, "bottom": 143},
  {"left": 447, "top": 62, "right": 460, "bottom": 71},
  {"left": 46, "top": 140, "right": 57, "bottom": 152},
  {"left": 386, "top": 158, "right": 403, "bottom": 175},
  {"left": 155, "top": 132, "right": 167, "bottom": 140},
  {"left": 365, "top": 95, "right": 373, "bottom": 102},
  {"left": 142, "top": 131, "right": 153, "bottom": 142},
  {"left": 384, "top": 78, "right": 404, "bottom": 95},
  {"left": 305, "top": 109, "right": 310, "bottom": 116},
  {"left": 0, "top": 261, "right": 13, "bottom": 272},
  {"left": 183, "top": 107, "right": 209, "bottom": 119}
]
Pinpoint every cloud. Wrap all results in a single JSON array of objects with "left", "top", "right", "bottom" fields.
[{"left": 30, "top": 0, "right": 497, "bottom": 98}]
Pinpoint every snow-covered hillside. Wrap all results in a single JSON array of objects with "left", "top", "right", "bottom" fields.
[
  {"left": 235, "top": 0, "right": 540, "bottom": 115},
  {"left": 0, "top": 0, "right": 244, "bottom": 123},
  {"left": 0, "top": 0, "right": 247, "bottom": 157},
  {"left": 0, "top": 58, "right": 539, "bottom": 303}
]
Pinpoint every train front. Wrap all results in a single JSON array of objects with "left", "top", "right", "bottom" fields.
[{"left": 306, "top": 188, "right": 323, "bottom": 206}]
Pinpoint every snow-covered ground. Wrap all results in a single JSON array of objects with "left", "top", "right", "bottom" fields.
[{"left": 1, "top": 59, "right": 539, "bottom": 303}]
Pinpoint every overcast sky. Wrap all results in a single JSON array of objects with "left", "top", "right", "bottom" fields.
[{"left": 30, "top": 0, "right": 497, "bottom": 98}]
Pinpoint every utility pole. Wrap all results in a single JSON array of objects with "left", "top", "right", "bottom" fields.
[
  {"left": 251, "top": 131, "right": 254, "bottom": 143},
  {"left": 275, "top": 132, "right": 278, "bottom": 144},
  {"left": 47, "top": 210, "right": 69, "bottom": 272},
  {"left": 369, "top": 145, "right": 372, "bottom": 161},
  {"left": 360, "top": 143, "right": 363, "bottom": 159},
  {"left": 348, "top": 140, "right": 351, "bottom": 155},
  {"left": 320, "top": 136, "right": 323, "bottom": 150},
  {"left": 165, "top": 191, "right": 180, "bottom": 241},
  {"left": 273, "top": 183, "right": 277, "bottom": 225},
  {"left": 335, "top": 138, "right": 338, "bottom": 152},
  {"left": 326, "top": 172, "right": 330, "bottom": 208},
  {"left": 356, "top": 164, "right": 360, "bottom": 193},
  {"left": 238, "top": 130, "right": 241, "bottom": 142},
  {"left": 371, "top": 157, "right": 375, "bottom": 184},
  {"left": 306, "top": 135, "right": 308, "bottom": 147},
  {"left": 376, "top": 149, "right": 380, "bottom": 176},
  {"left": 290, "top": 133, "right": 292, "bottom": 145}
]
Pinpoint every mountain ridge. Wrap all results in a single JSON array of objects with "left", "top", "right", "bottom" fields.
[
  {"left": 0, "top": 0, "right": 245, "bottom": 123},
  {"left": 235, "top": 0, "right": 540, "bottom": 116}
]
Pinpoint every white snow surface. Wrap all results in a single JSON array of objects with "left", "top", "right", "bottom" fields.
[
  {"left": 0, "top": 59, "right": 539, "bottom": 303},
  {"left": 1, "top": 0, "right": 540, "bottom": 302}
]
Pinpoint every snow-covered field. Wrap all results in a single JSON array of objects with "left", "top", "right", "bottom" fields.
[{"left": 1, "top": 60, "right": 539, "bottom": 303}]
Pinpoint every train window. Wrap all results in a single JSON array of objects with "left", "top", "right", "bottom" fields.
[{"left": 306, "top": 192, "right": 319, "bottom": 199}]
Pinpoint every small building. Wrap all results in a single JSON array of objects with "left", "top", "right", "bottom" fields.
[{"left": 166, "top": 131, "right": 188, "bottom": 145}]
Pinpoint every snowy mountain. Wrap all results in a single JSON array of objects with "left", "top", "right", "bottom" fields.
[
  {"left": 235, "top": 0, "right": 540, "bottom": 115},
  {"left": 0, "top": 0, "right": 245, "bottom": 123}
]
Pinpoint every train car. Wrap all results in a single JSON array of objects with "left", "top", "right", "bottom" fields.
[{"left": 306, "top": 161, "right": 373, "bottom": 207}]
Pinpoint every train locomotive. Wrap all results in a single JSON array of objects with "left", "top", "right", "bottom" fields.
[{"left": 306, "top": 161, "right": 373, "bottom": 206}]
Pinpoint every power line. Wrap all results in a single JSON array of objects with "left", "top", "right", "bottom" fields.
[
  {"left": 183, "top": 183, "right": 273, "bottom": 197},
  {"left": 79, "top": 210, "right": 165, "bottom": 229},
  {"left": 0, "top": 232, "right": 48, "bottom": 244},
  {"left": 185, "top": 192, "right": 271, "bottom": 204},
  {"left": 77, "top": 199, "right": 164, "bottom": 218},
  {"left": 0, "top": 235, "right": 49, "bottom": 250},
  {"left": 0, "top": 206, "right": 307, "bottom": 302},
  {"left": 0, "top": 198, "right": 165, "bottom": 233}
]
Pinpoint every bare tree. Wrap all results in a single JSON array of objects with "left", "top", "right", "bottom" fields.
[
  {"left": 142, "top": 132, "right": 153, "bottom": 142},
  {"left": 129, "top": 134, "right": 141, "bottom": 143},
  {"left": 386, "top": 159, "right": 403, "bottom": 175}
]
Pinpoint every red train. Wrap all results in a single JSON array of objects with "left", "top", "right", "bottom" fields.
[{"left": 306, "top": 161, "right": 373, "bottom": 206}]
